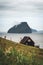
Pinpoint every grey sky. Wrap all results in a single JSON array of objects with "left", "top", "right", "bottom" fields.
[{"left": 0, "top": 0, "right": 43, "bottom": 32}]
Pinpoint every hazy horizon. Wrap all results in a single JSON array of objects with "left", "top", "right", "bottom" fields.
[{"left": 0, "top": 0, "right": 43, "bottom": 32}]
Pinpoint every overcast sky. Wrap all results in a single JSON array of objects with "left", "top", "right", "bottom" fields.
[{"left": 0, "top": 0, "right": 43, "bottom": 32}]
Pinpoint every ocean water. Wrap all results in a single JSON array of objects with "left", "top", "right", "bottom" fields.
[{"left": 0, "top": 32, "right": 43, "bottom": 48}]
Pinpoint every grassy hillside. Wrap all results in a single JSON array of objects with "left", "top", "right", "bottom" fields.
[{"left": 0, "top": 37, "right": 43, "bottom": 65}]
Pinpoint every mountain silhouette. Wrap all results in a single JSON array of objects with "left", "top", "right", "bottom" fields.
[{"left": 8, "top": 22, "right": 32, "bottom": 33}]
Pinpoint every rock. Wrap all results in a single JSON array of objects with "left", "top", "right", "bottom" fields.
[
  {"left": 31, "top": 29, "right": 37, "bottom": 32},
  {"left": 8, "top": 22, "right": 32, "bottom": 33}
]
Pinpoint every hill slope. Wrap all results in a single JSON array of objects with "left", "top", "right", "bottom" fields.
[{"left": 0, "top": 37, "right": 43, "bottom": 65}]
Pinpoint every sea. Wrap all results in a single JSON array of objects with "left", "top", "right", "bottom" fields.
[{"left": 0, "top": 32, "right": 43, "bottom": 49}]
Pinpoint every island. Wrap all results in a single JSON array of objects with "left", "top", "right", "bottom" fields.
[{"left": 8, "top": 22, "right": 37, "bottom": 33}]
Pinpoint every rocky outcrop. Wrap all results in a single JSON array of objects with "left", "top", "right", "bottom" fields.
[
  {"left": 8, "top": 22, "right": 32, "bottom": 33},
  {"left": 31, "top": 29, "right": 37, "bottom": 32}
]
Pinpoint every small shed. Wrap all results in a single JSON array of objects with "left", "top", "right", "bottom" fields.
[{"left": 20, "top": 36, "right": 35, "bottom": 46}]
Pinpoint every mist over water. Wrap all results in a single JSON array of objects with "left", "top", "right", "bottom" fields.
[{"left": 0, "top": 32, "right": 43, "bottom": 48}]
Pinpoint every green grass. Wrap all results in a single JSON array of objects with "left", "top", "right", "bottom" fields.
[{"left": 0, "top": 37, "right": 43, "bottom": 65}]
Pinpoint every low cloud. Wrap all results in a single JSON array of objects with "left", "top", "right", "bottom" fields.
[{"left": 0, "top": 1, "right": 43, "bottom": 12}]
